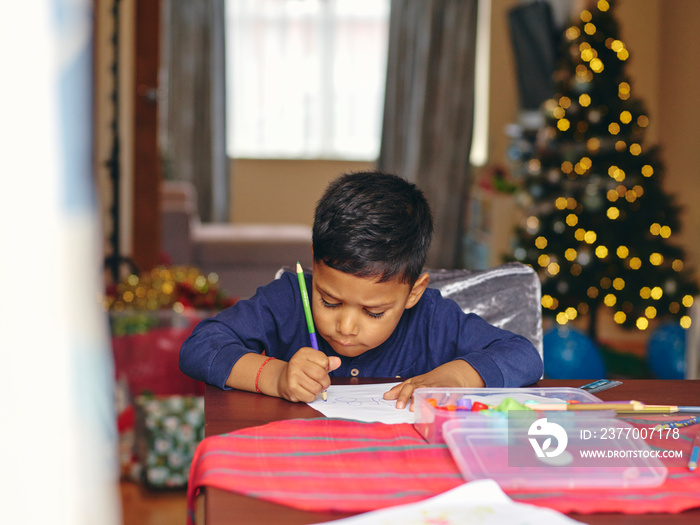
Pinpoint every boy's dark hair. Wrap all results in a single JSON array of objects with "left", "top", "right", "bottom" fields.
[{"left": 312, "top": 171, "right": 434, "bottom": 285}]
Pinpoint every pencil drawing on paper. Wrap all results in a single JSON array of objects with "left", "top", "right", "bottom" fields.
[{"left": 327, "top": 395, "right": 396, "bottom": 408}]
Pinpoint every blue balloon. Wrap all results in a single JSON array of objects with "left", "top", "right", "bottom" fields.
[
  {"left": 543, "top": 327, "right": 606, "bottom": 379},
  {"left": 646, "top": 322, "right": 686, "bottom": 379}
]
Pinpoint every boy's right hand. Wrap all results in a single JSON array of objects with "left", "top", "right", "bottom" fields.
[{"left": 277, "top": 347, "right": 341, "bottom": 403}]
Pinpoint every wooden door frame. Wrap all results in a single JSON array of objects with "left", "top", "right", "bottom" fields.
[{"left": 131, "top": 0, "right": 161, "bottom": 271}]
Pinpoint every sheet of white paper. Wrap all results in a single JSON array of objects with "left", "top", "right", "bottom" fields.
[
  {"left": 307, "top": 383, "right": 414, "bottom": 424},
  {"left": 317, "top": 479, "right": 584, "bottom": 525},
  {"left": 307, "top": 387, "right": 570, "bottom": 425}
]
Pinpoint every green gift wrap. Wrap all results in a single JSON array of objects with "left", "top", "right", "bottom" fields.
[{"left": 134, "top": 395, "right": 205, "bottom": 489}]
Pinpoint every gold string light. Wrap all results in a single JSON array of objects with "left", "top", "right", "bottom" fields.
[
  {"left": 590, "top": 57, "right": 604, "bottom": 72},
  {"left": 566, "top": 26, "right": 581, "bottom": 40},
  {"left": 618, "top": 81, "right": 630, "bottom": 100},
  {"left": 542, "top": 294, "right": 555, "bottom": 308},
  {"left": 587, "top": 137, "right": 600, "bottom": 152}
]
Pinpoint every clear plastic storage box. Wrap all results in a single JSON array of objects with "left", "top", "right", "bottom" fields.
[
  {"left": 413, "top": 387, "right": 609, "bottom": 444},
  {"left": 413, "top": 387, "right": 667, "bottom": 490}
]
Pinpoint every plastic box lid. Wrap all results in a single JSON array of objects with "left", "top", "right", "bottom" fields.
[{"left": 442, "top": 416, "right": 668, "bottom": 489}]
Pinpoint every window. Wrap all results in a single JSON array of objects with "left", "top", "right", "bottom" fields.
[{"left": 225, "top": 0, "right": 390, "bottom": 160}]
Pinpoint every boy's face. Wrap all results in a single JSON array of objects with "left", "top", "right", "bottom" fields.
[{"left": 311, "top": 261, "right": 429, "bottom": 358}]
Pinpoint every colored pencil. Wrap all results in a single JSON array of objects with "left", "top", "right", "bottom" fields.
[
  {"left": 527, "top": 401, "right": 643, "bottom": 412},
  {"left": 654, "top": 415, "right": 700, "bottom": 431},
  {"left": 296, "top": 262, "right": 326, "bottom": 401},
  {"left": 619, "top": 405, "right": 700, "bottom": 414},
  {"left": 616, "top": 406, "right": 677, "bottom": 414},
  {"left": 688, "top": 431, "right": 700, "bottom": 472},
  {"left": 526, "top": 401, "right": 700, "bottom": 414},
  {"left": 571, "top": 401, "right": 645, "bottom": 411}
]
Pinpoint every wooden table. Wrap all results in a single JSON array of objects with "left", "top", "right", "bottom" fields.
[{"left": 203, "top": 379, "right": 700, "bottom": 524}]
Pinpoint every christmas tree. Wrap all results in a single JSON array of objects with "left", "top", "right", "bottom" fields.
[{"left": 510, "top": 0, "right": 698, "bottom": 343}]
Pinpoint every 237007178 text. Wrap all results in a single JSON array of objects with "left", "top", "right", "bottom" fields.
[{"left": 580, "top": 426, "right": 681, "bottom": 440}]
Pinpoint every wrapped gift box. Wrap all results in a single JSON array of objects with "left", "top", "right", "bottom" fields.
[
  {"left": 134, "top": 395, "right": 205, "bottom": 489},
  {"left": 110, "top": 310, "right": 209, "bottom": 397},
  {"left": 110, "top": 310, "right": 212, "bottom": 484}
]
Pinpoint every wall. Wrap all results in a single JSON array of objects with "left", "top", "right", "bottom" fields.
[
  {"left": 229, "top": 159, "right": 375, "bottom": 226},
  {"left": 657, "top": 2, "right": 700, "bottom": 276}
]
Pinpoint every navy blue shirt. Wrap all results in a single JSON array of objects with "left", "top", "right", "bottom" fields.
[{"left": 179, "top": 271, "right": 544, "bottom": 389}]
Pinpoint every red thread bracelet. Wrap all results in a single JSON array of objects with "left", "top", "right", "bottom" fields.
[{"left": 255, "top": 357, "right": 275, "bottom": 393}]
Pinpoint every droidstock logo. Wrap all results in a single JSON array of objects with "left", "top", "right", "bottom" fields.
[{"left": 528, "top": 417, "right": 569, "bottom": 458}]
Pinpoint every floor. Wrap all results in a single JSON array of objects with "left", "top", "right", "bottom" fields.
[{"left": 120, "top": 481, "right": 188, "bottom": 525}]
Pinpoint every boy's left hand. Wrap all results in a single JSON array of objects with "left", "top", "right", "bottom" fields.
[{"left": 382, "top": 359, "right": 485, "bottom": 410}]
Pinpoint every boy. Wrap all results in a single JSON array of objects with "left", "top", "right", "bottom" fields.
[{"left": 179, "top": 172, "right": 543, "bottom": 409}]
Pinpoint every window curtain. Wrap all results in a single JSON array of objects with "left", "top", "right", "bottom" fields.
[
  {"left": 378, "top": 0, "right": 478, "bottom": 269},
  {"left": 161, "top": 0, "right": 228, "bottom": 222}
]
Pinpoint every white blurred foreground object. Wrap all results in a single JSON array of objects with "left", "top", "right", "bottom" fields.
[
  {"left": 317, "top": 479, "right": 583, "bottom": 525},
  {"left": 0, "top": 1, "right": 121, "bottom": 524}
]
